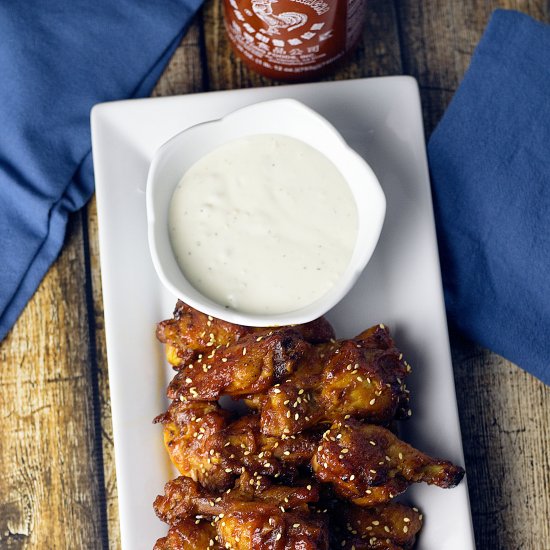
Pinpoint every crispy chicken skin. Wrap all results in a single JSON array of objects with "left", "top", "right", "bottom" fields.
[
  {"left": 153, "top": 517, "right": 220, "bottom": 550},
  {"left": 312, "top": 419, "right": 465, "bottom": 505},
  {"left": 157, "top": 300, "right": 335, "bottom": 369},
  {"left": 153, "top": 305, "right": 466, "bottom": 548},
  {"left": 248, "top": 325, "right": 411, "bottom": 436},
  {"left": 154, "top": 475, "right": 329, "bottom": 550},
  {"left": 155, "top": 399, "right": 321, "bottom": 491},
  {"left": 167, "top": 330, "right": 312, "bottom": 401},
  {"left": 154, "top": 400, "right": 235, "bottom": 490},
  {"left": 330, "top": 502, "right": 423, "bottom": 550}
]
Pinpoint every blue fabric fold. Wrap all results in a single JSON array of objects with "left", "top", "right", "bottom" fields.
[
  {"left": 428, "top": 9, "right": 550, "bottom": 385},
  {"left": 0, "top": 0, "right": 202, "bottom": 341}
]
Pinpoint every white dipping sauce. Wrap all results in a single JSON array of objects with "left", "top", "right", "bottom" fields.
[{"left": 169, "top": 134, "right": 358, "bottom": 314}]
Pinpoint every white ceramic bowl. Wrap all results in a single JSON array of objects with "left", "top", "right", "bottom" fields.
[{"left": 146, "top": 98, "right": 385, "bottom": 327}]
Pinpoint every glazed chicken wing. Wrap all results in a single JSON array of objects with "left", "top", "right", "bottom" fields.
[
  {"left": 155, "top": 399, "right": 321, "bottom": 491},
  {"left": 167, "top": 329, "right": 311, "bottom": 400},
  {"left": 154, "top": 475, "right": 329, "bottom": 550},
  {"left": 157, "top": 300, "right": 334, "bottom": 369},
  {"left": 312, "top": 419, "right": 464, "bottom": 505},
  {"left": 154, "top": 400, "right": 235, "bottom": 490},
  {"left": 153, "top": 517, "right": 220, "bottom": 550},
  {"left": 249, "top": 325, "right": 411, "bottom": 436},
  {"left": 330, "top": 502, "right": 423, "bottom": 550}
]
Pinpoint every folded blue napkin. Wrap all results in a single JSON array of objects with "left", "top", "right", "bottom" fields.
[
  {"left": 0, "top": 0, "right": 202, "bottom": 342},
  {"left": 428, "top": 9, "right": 550, "bottom": 385}
]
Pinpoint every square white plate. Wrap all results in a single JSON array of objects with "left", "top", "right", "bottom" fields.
[{"left": 91, "top": 76, "right": 476, "bottom": 550}]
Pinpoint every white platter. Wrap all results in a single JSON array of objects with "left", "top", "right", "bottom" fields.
[{"left": 91, "top": 76, "right": 476, "bottom": 550}]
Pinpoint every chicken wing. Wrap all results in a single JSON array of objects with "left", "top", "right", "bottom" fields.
[
  {"left": 249, "top": 325, "right": 411, "bottom": 436},
  {"left": 312, "top": 419, "right": 464, "bottom": 505},
  {"left": 157, "top": 300, "right": 335, "bottom": 369},
  {"left": 153, "top": 518, "right": 220, "bottom": 550},
  {"left": 167, "top": 329, "right": 312, "bottom": 400},
  {"left": 330, "top": 502, "right": 423, "bottom": 550},
  {"left": 154, "top": 400, "right": 235, "bottom": 490},
  {"left": 155, "top": 399, "right": 321, "bottom": 491},
  {"left": 154, "top": 475, "right": 329, "bottom": 550}
]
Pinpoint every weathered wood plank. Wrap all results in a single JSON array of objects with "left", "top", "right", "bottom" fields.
[
  {"left": 0, "top": 215, "right": 104, "bottom": 549},
  {"left": 395, "top": 1, "right": 550, "bottom": 547},
  {"left": 151, "top": 20, "right": 207, "bottom": 97},
  {"left": 85, "top": 197, "right": 120, "bottom": 550}
]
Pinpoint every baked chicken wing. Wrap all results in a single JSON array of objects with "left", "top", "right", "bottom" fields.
[
  {"left": 312, "top": 419, "right": 464, "bottom": 505},
  {"left": 330, "top": 502, "right": 423, "bottom": 550},
  {"left": 153, "top": 517, "right": 219, "bottom": 550},
  {"left": 249, "top": 325, "right": 411, "bottom": 436},
  {"left": 155, "top": 399, "right": 321, "bottom": 491},
  {"left": 167, "top": 329, "right": 312, "bottom": 400},
  {"left": 154, "top": 475, "right": 329, "bottom": 550},
  {"left": 157, "top": 300, "right": 334, "bottom": 369}
]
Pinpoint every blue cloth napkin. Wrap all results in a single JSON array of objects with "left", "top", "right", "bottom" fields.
[
  {"left": 428, "top": 9, "right": 550, "bottom": 385},
  {"left": 0, "top": 0, "right": 202, "bottom": 342}
]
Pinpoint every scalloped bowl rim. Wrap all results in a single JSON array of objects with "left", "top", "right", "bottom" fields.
[{"left": 146, "top": 98, "right": 386, "bottom": 327}]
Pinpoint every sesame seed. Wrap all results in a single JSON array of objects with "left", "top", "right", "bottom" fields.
[
  {"left": 242, "top": 347, "right": 247, "bottom": 355},
  {"left": 185, "top": 377, "right": 192, "bottom": 384},
  {"left": 369, "top": 398, "right": 376, "bottom": 405},
  {"left": 403, "top": 525, "right": 409, "bottom": 533},
  {"left": 350, "top": 474, "right": 355, "bottom": 480}
]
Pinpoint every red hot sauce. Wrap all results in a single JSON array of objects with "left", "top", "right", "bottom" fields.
[{"left": 223, "top": 0, "right": 367, "bottom": 80}]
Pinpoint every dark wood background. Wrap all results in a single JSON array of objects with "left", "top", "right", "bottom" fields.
[{"left": 1, "top": 1, "right": 549, "bottom": 548}]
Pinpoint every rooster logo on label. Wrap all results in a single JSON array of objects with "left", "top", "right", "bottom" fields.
[{"left": 251, "top": 0, "right": 308, "bottom": 35}]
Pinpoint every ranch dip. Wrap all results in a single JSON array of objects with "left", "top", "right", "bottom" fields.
[{"left": 169, "top": 134, "right": 358, "bottom": 314}]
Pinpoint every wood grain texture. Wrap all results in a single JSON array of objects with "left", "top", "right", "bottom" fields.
[
  {"left": 86, "top": 197, "right": 119, "bottom": 550},
  {"left": 0, "top": 215, "right": 104, "bottom": 549}
]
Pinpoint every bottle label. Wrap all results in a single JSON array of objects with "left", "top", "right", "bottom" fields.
[{"left": 225, "top": 0, "right": 365, "bottom": 75}]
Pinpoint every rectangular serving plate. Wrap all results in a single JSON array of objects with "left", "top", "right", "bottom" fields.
[{"left": 91, "top": 76, "right": 476, "bottom": 550}]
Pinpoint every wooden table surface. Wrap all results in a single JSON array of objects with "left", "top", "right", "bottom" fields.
[{"left": 1, "top": 1, "right": 550, "bottom": 549}]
